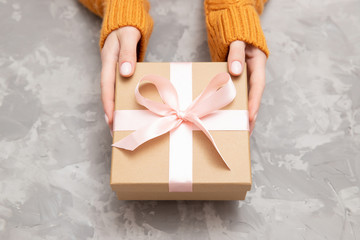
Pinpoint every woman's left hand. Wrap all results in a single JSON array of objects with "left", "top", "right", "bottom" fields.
[{"left": 227, "top": 40, "right": 267, "bottom": 135}]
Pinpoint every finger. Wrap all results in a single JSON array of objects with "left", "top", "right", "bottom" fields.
[
  {"left": 101, "top": 33, "right": 119, "bottom": 129},
  {"left": 101, "top": 59, "right": 116, "bottom": 128},
  {"left": 228, "top": 40, "right": 246, "bottom": 76},
  {"left": 249, "top": 113, "right": 257, "bottom": 136},
  {"left": 247, "top": 52, "right": 266, "bottom": 135},
  {"left": 248, "top": 69, "right": 264, "bottom": 122},
  {"left": 118, "top": 30, "right": 140, "bottom": 77}
]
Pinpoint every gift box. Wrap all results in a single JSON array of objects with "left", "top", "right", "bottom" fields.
[{"left": 111, "top": 62, "right": 251, "bottom": 200}]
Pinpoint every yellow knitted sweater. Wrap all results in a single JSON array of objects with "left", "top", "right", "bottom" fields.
[{"left": 79, "top": 0, "right": 268, "bottom": 62}]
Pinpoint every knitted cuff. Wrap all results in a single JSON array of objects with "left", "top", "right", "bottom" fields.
[
  {"left": 100, "top": 0, "right": 154, "bottom": 62},
  {"left": 205, "top": 0, "right": 269, "bottom": 62}
]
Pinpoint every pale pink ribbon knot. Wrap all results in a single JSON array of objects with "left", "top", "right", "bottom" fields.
[{"left": 112, "top": 72, "right": 237, "bottom": 170}]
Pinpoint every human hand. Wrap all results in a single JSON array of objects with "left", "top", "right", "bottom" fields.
[
  {"left": 101, "top": 26, "right": 141, "bottom": 130},
  {"left": 227, "top": 40, "right": 267, "bottom": 136}
]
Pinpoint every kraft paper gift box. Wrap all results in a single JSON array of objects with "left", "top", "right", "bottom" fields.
[{"left": 111, "top": 62, "right": 251, "bottom": 200}]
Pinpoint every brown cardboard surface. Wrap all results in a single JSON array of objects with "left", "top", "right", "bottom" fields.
[{"left": 111, "top": 62, "right": 251, "bottom": 200}]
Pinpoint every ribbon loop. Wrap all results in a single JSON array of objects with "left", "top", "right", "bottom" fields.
[
  {"left": 135, "top": 74, "right": 180, "bottom": 116},
  {"left": 187, "top": 73, "right": 236, "bottom": 118}
]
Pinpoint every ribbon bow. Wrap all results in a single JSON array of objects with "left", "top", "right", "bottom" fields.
[{"left": 112, "top": 72, "right": 236, "bottom": 169}]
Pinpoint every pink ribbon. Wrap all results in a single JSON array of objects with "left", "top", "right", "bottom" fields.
[{"left": 112, "top": 72, "right": 236, "bottom": 169}]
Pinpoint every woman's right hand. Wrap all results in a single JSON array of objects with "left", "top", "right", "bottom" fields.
[
  {"left": 227, "top": 40, "right": 267, "bottom": 136},
  {"left": 101, "top": 26, "right": 141, "bottom": 130}
]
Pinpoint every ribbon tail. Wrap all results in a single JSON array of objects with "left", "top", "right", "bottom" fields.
[
  {"left": 190, "top": 116, "right": 231, "bottom": 170},
  {"left": 112, "top": 115, "right": 181, "bottom": 151}
]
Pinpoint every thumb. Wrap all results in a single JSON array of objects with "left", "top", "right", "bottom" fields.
[
  {"left": 118, "top": 28, "right": 140, "bottom": 77},
  {"left": 227, "top": 40, "right": 246, "bottom": 76}
]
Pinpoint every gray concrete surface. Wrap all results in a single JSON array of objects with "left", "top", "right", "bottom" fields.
[{"left": 0, "top": 0, "right": 360, "bottom": 239}]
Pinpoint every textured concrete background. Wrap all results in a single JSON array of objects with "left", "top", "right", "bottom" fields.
[{"left": 1, "top": 0, "right": 360, "bottom": 239}]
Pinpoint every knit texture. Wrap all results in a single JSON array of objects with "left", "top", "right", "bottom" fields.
[
  {"left": 79, "top": 0, "right": 268, "bottom": 62},
  {"left": 205, "top": 0, "right": 269, "bottom": 61}
]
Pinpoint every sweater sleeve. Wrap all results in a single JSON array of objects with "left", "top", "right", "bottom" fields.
[
  {"left": 204, "top": 0, "right": 269, "bottom": 62},
  {"left": 78, "top": 0, "right": 153, "bottom": 62}
]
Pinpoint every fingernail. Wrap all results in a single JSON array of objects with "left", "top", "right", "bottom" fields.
[
  {"left": 104, "top": 114, "right": 109, "bottom": 125},
  {"left": 104, "top": 114, "right": 114, "bottom": 137},
  {"left": 231, "top": 61, "right": 242, "bottom": 75},
  {"left": 250, "top": 114, "right": 257, "bottom": 137},
  {"left": 120, "top": 62, "right": 132, "bottom": 76}
]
